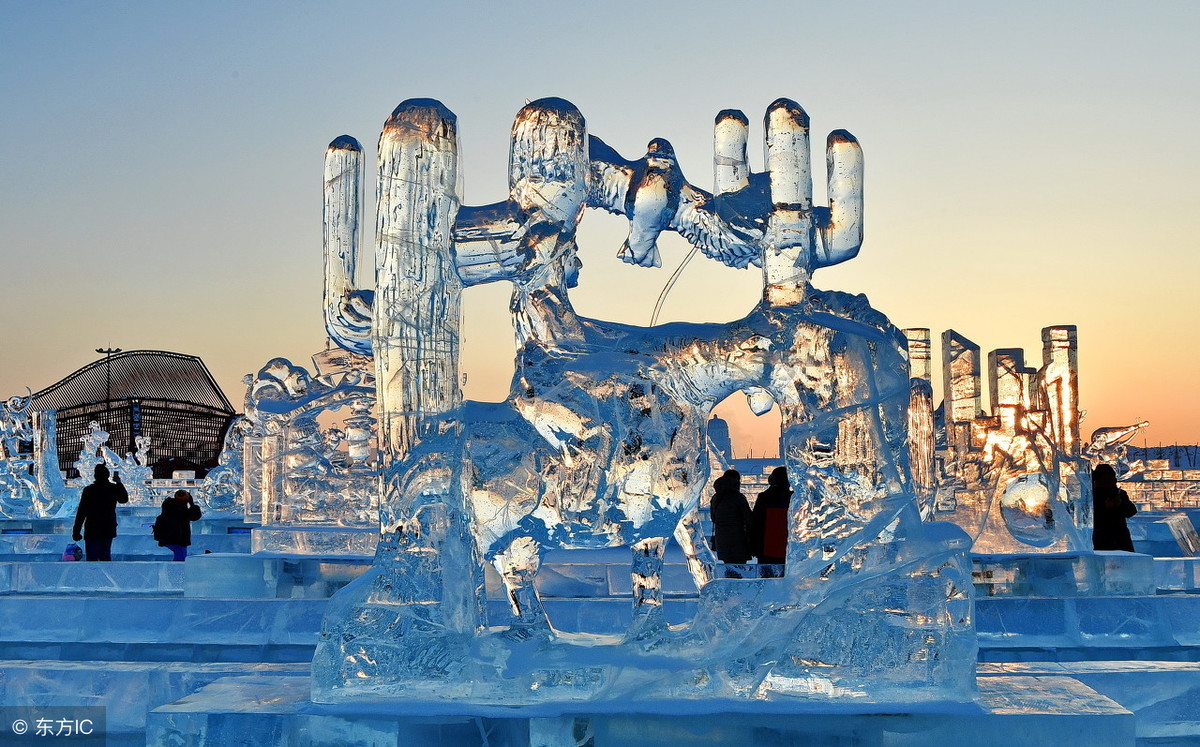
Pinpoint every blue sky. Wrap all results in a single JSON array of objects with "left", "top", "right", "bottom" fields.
[{"left": 2, "top": 1, "right": 1197, "bottom": 453}]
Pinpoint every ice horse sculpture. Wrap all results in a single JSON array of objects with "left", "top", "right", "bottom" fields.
[{"left": 313, "top": 98, "right": 975, "bottom": 703}]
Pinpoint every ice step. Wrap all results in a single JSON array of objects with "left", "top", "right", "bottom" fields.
[
  {"left": 0, "top": 514, "right": 254, "bottom": 536},
  {"left": 0, "top": 532, "right": 250, "bottom": 557},
  {"left": 0, "top": 597, "right": 326, "bottom": 662},
  {"left": 0, "top": 660, "right": 308, "bottom": 738},
  {"left": 0, "top": 561, "right": 184, "bottom": 595},
  {"left": 976, "top": 595, "right": 1200, "bottom": 662},
  {"left": 981, "top": 660, "right": 1200, "bottom": 743},
  {"left": 145, "top": 673, "right": 1134, "bottom": 747}
]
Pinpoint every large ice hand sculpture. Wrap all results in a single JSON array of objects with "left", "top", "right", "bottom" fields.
[{"left": 313, "top": 98, "right": 974, "bottom": 705}]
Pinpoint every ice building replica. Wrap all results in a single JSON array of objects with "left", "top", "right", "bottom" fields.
[{"left": 3, "top": 97, "right": 1200, "bottom": 746}]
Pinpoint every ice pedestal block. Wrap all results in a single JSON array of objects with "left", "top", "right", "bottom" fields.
[
  {"left": 1129, "top": 513, "right": 1200, "bottom": 557},
  {"left": 147, "top": 674, "right": 1134, "bottom": 747},
  {"left": 975, "top": 594, "right": 1200, "bottom": 660},
  {"left": 250, "top": 525, "right": 378, "bottom": 557},
  {"left": 184, "top": 554, "right": 370, "bottom": 599},
  {"left": 972, "top": 551, "right": 1156, "bottom": 597},
  {"left": 0, "top": 560, "right": 184, "bottom": 595},
  {"left": 0, "top": 660, "right": 307, "bottom": 738},
  {"left": 312, "top": 97, "right": 976, "bottom": 705},
  {"left": 983, "top": 660, "right": 1200, "bottom": 744},
  {"left": 1155, "top": 557, "right": 1200, "bottom": 592}
]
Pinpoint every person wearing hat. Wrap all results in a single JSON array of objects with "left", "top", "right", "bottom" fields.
[{"left": 710, "top": 469, "right": 752, "bottom": 578}]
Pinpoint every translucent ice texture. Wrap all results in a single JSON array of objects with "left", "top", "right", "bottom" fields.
[
  {"left": 917, "top": 326, "right": 1093, "bottom": 553},
  {"left": 313, "top": 98, "right": 974, "bottom": 705},
  {"left": 0, "top": 392, "right": 38, "bottom": 517},
  {"left": 241, "top": 356, "right": 378, "bottom": 527},
  {"left": 195, "top": 416, "right": 249, "bottom": 513}
]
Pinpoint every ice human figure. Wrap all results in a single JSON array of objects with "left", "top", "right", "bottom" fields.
[
  {"left": 0, "top": 391, "right": 34, "bottom": 460},
  {"left": 312, "top": 98, "right": 974, "bottom": 704},
  {"left": 73, "top": 421, "right": 109, "bottom": 486}
]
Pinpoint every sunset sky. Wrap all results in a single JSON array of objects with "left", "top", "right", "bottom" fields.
[{"left": 2, "top": 2, "right": 1197, "bottom": 457}]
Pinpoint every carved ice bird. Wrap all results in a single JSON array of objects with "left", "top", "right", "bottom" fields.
[
  {"left": 616, "top": 139, "right": 678, "bottom": 268},
  {"left": 589, "top": 137, "right": 762, "bottom": 269}
]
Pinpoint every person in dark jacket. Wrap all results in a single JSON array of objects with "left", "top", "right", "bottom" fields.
[
  {"left": 71, "top": 463, "right": 129, "bottom": 561},
  {"left": 710, "top": 469, "right": 752, "bottom": 577},
  {"left": 155, "top": 489, "right": 203, "bottom": 561},
  {"left": 751, "top": 466, "right": 793, "bottom": 577},
  {"left": 1092, "top": 463, "right": 1137, "bottom": 552}
]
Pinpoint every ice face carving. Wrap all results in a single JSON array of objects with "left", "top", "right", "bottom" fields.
[{"left": 311, "top": 97, "right": 975, "bottom": 704}]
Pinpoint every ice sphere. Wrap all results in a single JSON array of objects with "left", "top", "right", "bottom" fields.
[
  {"left": 313, "top": 97, "right": 975, "bottom": 705},
  {"left": 999, "top": 474, "right": 1058, "bottom": 548}
]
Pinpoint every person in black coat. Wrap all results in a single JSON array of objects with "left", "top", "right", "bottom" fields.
[
  {"left": 1092, "top": 463, "right": 1137, "bottom": 552},
  {"left": 751, "top": 466, "right": 793, "bottom": 577},
  {"left": 72, "top": 463, "right": 129, "bottom": 561},
  {"left": 710, "top": 469, "right": 752, "bottom": 577},
  {"left": 155, "top": 489, "right": 203, "bottom": 561}
]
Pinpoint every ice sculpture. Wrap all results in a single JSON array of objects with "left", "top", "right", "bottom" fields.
[
  {"left": 910, "top": 327, "right": 1093, "bottom": 552},
  {"left": 238, "top": 354, "right": 378, "bottom": 526},
  {"left": 68, "top": 421, "right": 155, "bottom": 507},
  {"left": 0, "top": 392, "right": 37, "bottom": 517},
  {"left": 1085, "top": 420, "right": 1150, "bottom": 478},
  {"left": 312, "top": 98, "right": 975, "bottom": 705},
  {"left": 194, "top": 416, "right": 249, "bottom": 512}
]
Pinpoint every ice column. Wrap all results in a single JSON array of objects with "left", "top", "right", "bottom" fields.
[
  {"left": 905, "top": 329, "right": 936, "bottom": 511},
  {"left": 323, "top": 135, "right": 373, "bottom": 357},
  {"left": 1040, "top": 326, "right": 1080, "bottom": 455},
  {"left": 373, "top": 100, "right": 462, "bottom": 481},
  {"left": 905, "top": 328, "right": 932, "bottom": 383},
  {"left": 763, "top": 100, "right": 813, "bottom": 305},
  {"left": 988, "top": 349, "right": 1033, "bottom": 433},
  {"left": 713, "top": 110, "right": 749, "bottom": 194},
  {"left": 942, "top": 331, "right": 982, "bottom": 452}
]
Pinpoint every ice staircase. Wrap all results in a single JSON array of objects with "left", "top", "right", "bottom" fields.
[{"left": 7, "top": 513, "right": 1200, "bottom": 743}]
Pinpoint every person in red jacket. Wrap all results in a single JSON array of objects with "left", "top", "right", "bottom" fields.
[{"left": 751, "top": 466, "right": 793, "bottom": 577}]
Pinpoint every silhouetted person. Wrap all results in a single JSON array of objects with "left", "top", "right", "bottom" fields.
[
  {"left": 752, "top": 466, "right": 793, "bottom": 577},
  {"left": 1092, "top": 463, "right": 1137, "bottom": 552},
  {"left": 710, "top": 469, "right": 751, "bottom": 577},
  {"left": 155, "top": 489, "right": 203, "bottom": 561},
  {"left": 71, "top": 463, "right": 129, "bottom": 561}
]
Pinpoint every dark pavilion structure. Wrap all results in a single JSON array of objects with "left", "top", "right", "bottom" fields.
[{"left": 31, "top": 350, "right": 237, "bottom": 478}]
